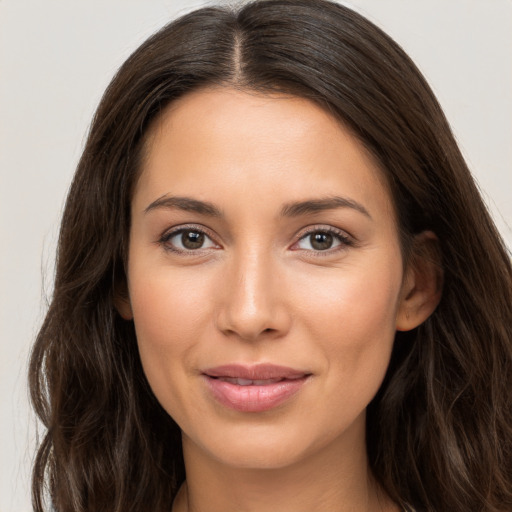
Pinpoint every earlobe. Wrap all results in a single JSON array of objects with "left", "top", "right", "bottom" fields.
[
  {"left": 114, "top": 281, "right": 134, "bottom": 320},
  {"left": 115, "top": 296, "right": 134, "bottom": 320},
  {"left": 396, "top": 231, "right": 443, "bottom": 332}
]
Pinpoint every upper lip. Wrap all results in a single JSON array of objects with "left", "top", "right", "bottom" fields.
[{"left": 203, "top": 364, "right": 310, "bottom": 380}]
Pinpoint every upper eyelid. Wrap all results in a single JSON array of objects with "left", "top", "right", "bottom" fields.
[
  {"left": 158, "top": 225, "right": 221, "bottom": 255},
  {"left": 161, "top": 223, "right": 218, "bottom": 241},
  {"left": 160, "top": 223, "right": 350, "bottom": 237},
  {"left": 159, "top": 223, "right": 354, "bottom": 250},
  {"left": 293, "top": 224, "right": 353, "bottom": 242}
]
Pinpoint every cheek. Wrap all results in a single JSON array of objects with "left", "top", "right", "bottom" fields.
[
  {"left": 336, "top": 278, "right": 399, "bottom": 343},
  {"left": 129, "top": 261, "right": 212, "bottom": 346},
  {"left": 294, "top": 259, "right": 402, "bottom": 398},
  {"left": 297, "top": 259, "right": 401, "bottom": 338},
  {"left": 127, "top": 262, "right": 215, "bottom": 408}
]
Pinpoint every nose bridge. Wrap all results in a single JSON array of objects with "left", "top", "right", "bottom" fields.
[
  {"left": 217, "top": 244, "right": 288, "bottom": 340},
  {"left": 236, "top": 247, "right": 272, "bottom": 314}
]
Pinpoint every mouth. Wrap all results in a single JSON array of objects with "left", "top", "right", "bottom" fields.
[
  {"left": 211, "top": 376, "right": 296, "bottom": 386},
  {"left": 202, "top": 364, "right": 311, "bottom": 412}
]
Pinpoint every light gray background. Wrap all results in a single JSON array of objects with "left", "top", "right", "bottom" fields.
[{"left": 1, "top": 1, "right": 511, "bottom": 510}]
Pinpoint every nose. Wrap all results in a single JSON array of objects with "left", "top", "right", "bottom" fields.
[{"left": 215, "top": 250, "right": 291, "bottom": 342}]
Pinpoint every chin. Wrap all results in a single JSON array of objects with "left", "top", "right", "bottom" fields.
[
  {"left": 213, "top": 440, "right": 309, "bottom": 470},
  {"left": 182, "top": 412, "right": 364, "bottom": 472},
  {"left": 182, "top": 419, "right": 314, "bottom": 468}
]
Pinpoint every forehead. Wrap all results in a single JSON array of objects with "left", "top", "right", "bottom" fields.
[{"left": 135, "top": 87, "right": 395, "bottom": 222}]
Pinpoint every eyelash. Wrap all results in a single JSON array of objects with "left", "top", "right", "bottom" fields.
[
  {"left": 157, "top": 224, "right": 355, "bottom": 256},
  {"left": 158, "top": 224, "right": 219, "bottom": 255},
  {"left": 292, "top": 226, "right": 355, "bottom": 257}
]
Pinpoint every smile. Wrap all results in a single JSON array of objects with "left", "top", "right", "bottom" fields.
[{"left": 202, "top": 364, "right": 311, "bottom": 412}]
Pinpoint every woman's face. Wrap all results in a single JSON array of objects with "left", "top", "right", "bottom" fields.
[{"left": 123, "top": 87, "right": 412, "bottom": 469}]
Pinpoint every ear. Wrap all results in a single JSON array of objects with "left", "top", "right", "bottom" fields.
[
  {"left": 114, "top": 280, "right": 133, "bottom": 320},
  {"left": 396, "top": 231, "right": 443, "bottom": 332}
]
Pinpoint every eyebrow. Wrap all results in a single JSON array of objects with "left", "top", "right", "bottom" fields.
[
  {"left": 280, "top": 196, "right": 371, "bottom": 219},
  {"left": 144, "top": 194, "right": 371, "bottom": 219},
  {"left": 144, "top": 195, "right": 223, "bottom": 216}
]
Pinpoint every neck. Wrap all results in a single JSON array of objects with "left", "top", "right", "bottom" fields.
[{"left": 172, "top": 419, "right": 399, "bottom": 512}]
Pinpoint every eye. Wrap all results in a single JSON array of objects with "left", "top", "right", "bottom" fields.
[
  {"left": 293, "top": 227, "right": 353, "bottom": 253},
  {"left": 160, "top": 227, "right": 218, "bottom": 253}
]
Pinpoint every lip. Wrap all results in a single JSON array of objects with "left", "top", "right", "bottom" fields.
[{"left": 202, "top": 364, "right": 311, "bottom": 412}]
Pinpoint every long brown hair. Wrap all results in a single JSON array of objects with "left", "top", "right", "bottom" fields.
[{"left": 30, "top": 1, "right": 512, "bottom": 510}]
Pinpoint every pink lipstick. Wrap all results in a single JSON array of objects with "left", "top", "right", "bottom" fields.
[{"left": 202, "top": 364, "right": 310, "bottom": 412}]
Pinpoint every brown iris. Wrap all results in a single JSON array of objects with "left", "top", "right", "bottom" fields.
[
  {"left": 310, "top": 232, "right": 334, "bottom": 250},
  {"left": 181, "top": 230, "right": 205, "bottom": 249}
]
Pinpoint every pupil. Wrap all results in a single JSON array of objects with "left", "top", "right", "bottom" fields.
[
  {"left": 311, "top": 232, "right": 333, "bottom": 250},
  {"left": 182, "top": 230, "right": 204, "bottom": 249}
]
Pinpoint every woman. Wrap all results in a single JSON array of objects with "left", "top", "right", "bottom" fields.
[{"left": 29, "top": 0, "right": 512, "bottom": 511}]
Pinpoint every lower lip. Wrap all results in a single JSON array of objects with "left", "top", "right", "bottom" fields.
[{"left": 204, "top": 376, "right": 309, "bottom": 412}]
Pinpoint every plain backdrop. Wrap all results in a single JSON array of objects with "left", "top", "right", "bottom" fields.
[{"left": 1, "top": 1, "right": 511, "bottom": 510}]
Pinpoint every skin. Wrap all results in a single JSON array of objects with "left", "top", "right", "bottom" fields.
[{"left": 118, "top": 87, "right": 441, "bottom": 512}]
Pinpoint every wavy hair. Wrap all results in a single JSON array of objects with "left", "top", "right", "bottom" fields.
[{"left": 30, "top": 1, "right": 512, "bottom": 510}]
